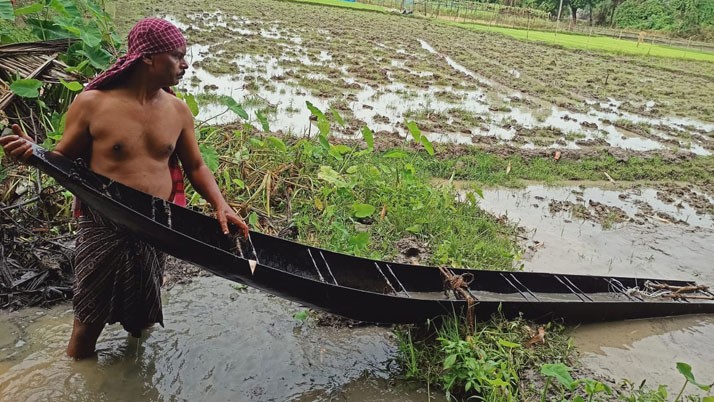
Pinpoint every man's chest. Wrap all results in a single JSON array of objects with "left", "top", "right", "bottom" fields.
[{"left": 89, "top": 102, "right": 182, "bottom": 157}]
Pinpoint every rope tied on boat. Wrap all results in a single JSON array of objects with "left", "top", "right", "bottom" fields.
[
  {"left": 438, "top": 267, "right": 477, "bottom": 334},
  {"left": 644, "top": 280, "right": 714, "bottom": 300},
  {"left": 622, "top": 280, "right": 714, "bottom": 301}
]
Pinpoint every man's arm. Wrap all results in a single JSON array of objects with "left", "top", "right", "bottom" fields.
[
  {"left": 0, "top": 92, "right": 94, "bottom": 161},
  {"left": 53, "top": 91, "right": 94, "bottom": 159},
  {"left": 174, "top": 100, "right": 249, "bottom": 237}
]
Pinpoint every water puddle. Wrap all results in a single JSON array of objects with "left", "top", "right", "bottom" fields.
[
  {"left": 418, "top": 39, "right": 494, "bottom": 88},
  {"left": 0, "top": 276, "right": 437, "bottom": 402},
  {"left": 476, "top": 185, "right": 714, "bottom": 279},
  {"left": 573, "top": 315, "right": 714, "bottom": 393},
  {"left": 475, "top": 184, "right": 714, "bottom": 391}
]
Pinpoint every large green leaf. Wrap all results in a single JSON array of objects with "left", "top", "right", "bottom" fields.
[
  {"left": 0, "top": 0, "right": 14, "bottom": 20},
  {"left": 79, "top": 44, "right": 112, "bottom": 69},
  {"left": 317, "top": 165, "right": 348, "bottom": 188},
  {"left": 60, "top": 79, "right": 83, "bottom": 92},
  {"left": 14, "top": 3, "right": 44, "bottom": 16},
  {"left": 420, "top": 134, "right": 434, "bottom": 156},
  {"left": 220, "top": 96, "right": 249, "bottom": 120},
  {"left": 48, "top": 0, "right": 79, "bottom": 17},
  {"left": 10, "top": 79, "right": 43, "bottom": 98},
  {"left": 26, "top": 18, "right": 69, "bottom": 39},
  {"left": 183, "top": 93, "right": 199, "bottom": 116},
  {"left": 352, "top": 203, "right": 376, "bottom": 218},
  {"left": 59, "top": 0, "right": 80, "bottom": 18},
  {"left": 676, "top": 362, "right": 712, "bottom": 391},
  {"left": 255, "top": 110, "right": 270, "bottom": 132},
  {"left": 330, "top": 108, "right": 345, "bottom": 127},
  {"left": 305, "top": 101, "right": 325, "bottom": 120},
  {"left": 405, "top": 120, "right": 422, "bottom": 141},
  {"left": 199, "top": 144, "right": 219, "bottom": 172},
  {"left": 540, "top": 363, "right": 576, "bottom": 391},
  {"left": 361, "top": 126, "right": 374, "bottom": 151},
  {"left": 266, "top": 136, "right": 287, "bottom": 152},
  {"left": 317, "top": 117, "right": 330, "bottom": 136},
  {"left": 80, "top": 29, "right": 102, "bottom": 48}
]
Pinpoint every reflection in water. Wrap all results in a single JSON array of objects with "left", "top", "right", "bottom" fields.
[{"left": 0, "top": 276, "right": 438, "bottom": 402}]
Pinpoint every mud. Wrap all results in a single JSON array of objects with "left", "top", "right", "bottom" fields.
[{"left": 393, "top": 237, "right": 431, "bottom": 265}]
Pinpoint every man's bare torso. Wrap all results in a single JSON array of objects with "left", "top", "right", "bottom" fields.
[{"left": 81, "top": 89, "right": 184, "bottom": 200}]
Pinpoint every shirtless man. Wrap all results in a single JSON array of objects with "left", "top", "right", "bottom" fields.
[{"left": 1, "top": 18, "right": 248, "bottom": 359}]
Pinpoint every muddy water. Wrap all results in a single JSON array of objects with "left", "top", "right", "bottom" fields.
[
  {"left": 0, "top": 276, "right": 440, "bottom": 402},
  {"left": 476, "top": 184, "right": 714, "bottom": 390}
]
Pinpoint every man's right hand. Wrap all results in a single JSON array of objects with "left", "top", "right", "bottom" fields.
[{"left": 0, "top": 124, "right": 34, "bottom": 163}]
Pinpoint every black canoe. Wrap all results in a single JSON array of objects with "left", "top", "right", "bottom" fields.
[{"left": 23, "top": 144, "right": 714, "bottom": 324}]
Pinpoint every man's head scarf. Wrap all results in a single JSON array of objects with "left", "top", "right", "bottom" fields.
[{"left": 85, "top": 18, "right": 186, "bottom": 91}]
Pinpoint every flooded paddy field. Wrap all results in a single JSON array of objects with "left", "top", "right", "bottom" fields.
[{"left": 113, "top": 0, "right": 714, "bottom": 155}]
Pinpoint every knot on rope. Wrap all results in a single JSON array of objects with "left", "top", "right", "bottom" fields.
[{"left": 438, "top": 267, "right": 477, "bottom": 334}]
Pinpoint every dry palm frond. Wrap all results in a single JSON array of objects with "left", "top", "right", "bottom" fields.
[
  {"left": 0, "top": 39, "right": 79, "bottom": 83},
  {"left": 0, "top": 39, "right": 84, "bottom": 137}
]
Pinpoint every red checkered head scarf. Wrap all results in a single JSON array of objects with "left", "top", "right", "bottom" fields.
[{"left": 85, "top": 18, "right": 187, "bottom": 91}]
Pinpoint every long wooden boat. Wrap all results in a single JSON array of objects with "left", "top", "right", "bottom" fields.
[{"left": 22, "top": 144, "right": 714, "bottom": 324}]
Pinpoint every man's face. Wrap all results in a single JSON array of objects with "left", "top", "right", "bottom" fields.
[{"left": 150, "top": 45, "right": 188, "bottom": 86}]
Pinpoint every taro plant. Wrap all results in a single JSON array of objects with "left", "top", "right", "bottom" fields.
[{"left": 674, "top": 362, "right": 713, "bottom": 402}]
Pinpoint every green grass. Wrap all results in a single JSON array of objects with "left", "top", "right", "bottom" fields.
[
  {"left": 448, "top": 21, "right": 714, "bottom": 62},
  {"left": 281, "top": 0, "right": 387, "bottom": 12},
  {"left": 416, "top": 149, "right": 714, "bottom": 187}
]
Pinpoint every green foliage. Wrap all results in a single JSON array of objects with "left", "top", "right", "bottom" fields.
[
  {"left": 415, "top": 149, "right": 714, "bottom": 188},
  {"left": 674, "top": 362, "right": 713, "bottom": 401},
  {"left": 221, "top": 96, "right": 249, "bottom": 120},
  {"left": 396, "top": 315, "right": 575, "bottom": 401},
  {"left": 614, "top": 0, "right": 714, "bottom": 34},
  {"left": 199, "top": 144, "right": 219, "bottom": 172},
  {"left": 0, "top": 0, "right": 14, "bottom": 21},
  {"left": 293, "top": 309, "right": 309, "bottom": 322},
  {"left": 187, "top": 100, "right": 518, "bottom": 270},
  {"left": 255, "top": 110, "right": 270, "bottom": 132},
  {"left": 10, "top": 79, "right": 43, "bottom": 98},
  {"left": 614, "top": 0, "right": 675, "bottom": 30}
]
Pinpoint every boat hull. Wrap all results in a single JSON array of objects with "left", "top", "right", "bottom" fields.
[{"left": 26, "top": 146, "right": 714, "bottom": 324}]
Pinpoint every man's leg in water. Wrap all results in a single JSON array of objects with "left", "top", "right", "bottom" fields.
[{"left": 66, "top": 318, "right": 104, "bottom": 359}]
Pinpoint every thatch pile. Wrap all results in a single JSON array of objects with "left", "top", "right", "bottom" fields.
[
  {"left": 1, "top": 39, "right": 82, "bottom": 309},
  {"left": 0, "top": 38, "right": 79, "bottom": 136}
]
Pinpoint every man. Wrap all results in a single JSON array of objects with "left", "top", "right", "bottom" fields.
[{"left": 1, "top": 18, "right": 249, "bottom": 359}]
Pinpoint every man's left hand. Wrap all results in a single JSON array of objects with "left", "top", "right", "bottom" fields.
[{"left": 216, "top": 205, "right": 249, "bottom": 238}]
